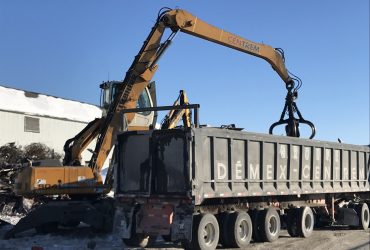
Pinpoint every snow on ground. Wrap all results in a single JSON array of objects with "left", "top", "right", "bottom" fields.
[
  {"left": 1, "top": 223, "right": 369, "bottom": 250},
  {"left": 0, "top": 223, "right": 179, "bottom": 250}
]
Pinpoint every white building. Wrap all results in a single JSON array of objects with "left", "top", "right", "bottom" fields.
[{"left": 0, "top": 85, "right": 102, "bottom": 165}]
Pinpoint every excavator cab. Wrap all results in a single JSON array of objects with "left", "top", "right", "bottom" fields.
[
  {"left": 100, "top": 81, "right": 156, "bottom": 128},
  {"left": 100, "top": 81, "right": 118, "bottom": 111}
]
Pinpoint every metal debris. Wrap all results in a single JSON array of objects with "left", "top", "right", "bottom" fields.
[{"left": 0, "top": 164, "right": 34, "bottom": 225}]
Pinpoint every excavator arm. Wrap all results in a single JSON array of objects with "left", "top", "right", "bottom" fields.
[
  {"left": 63, "top": 117, "right": 103, "bottom": 166},
  {"left": 160, "top": 9, "right": 315, "bottom": 138},
  {"left": 89, "top": 8, "right": 309, "bottom": 177},
  {"left": 88, "top": 19, "right": 167, "bottom": 176},
  {"left": 161, "top": 9, "right": 294, "bottom": 86}
]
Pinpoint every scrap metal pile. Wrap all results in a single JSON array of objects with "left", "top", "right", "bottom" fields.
[
  {"left": 0, "top": 142, "right": 57, "bottom": 226},
  {"left": 0, "top": 164, "right": 34, "bottom": 226}
]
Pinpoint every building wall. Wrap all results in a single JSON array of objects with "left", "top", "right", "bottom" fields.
[{"left": 0, "top": 110, "right": 96, "bottom": 165}]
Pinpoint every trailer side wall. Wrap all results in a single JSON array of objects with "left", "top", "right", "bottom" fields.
[{"left": 192, "top": 128, "right": 369, "bottom": 204}]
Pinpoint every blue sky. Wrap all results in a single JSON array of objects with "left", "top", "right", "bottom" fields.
[{"left": 0, "top": 1, "right": 369, "bottom": 144}]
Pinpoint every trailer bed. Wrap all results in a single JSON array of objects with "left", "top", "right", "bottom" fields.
[{"left": 116, "top": 128, "right": 370, "bottom": 205}]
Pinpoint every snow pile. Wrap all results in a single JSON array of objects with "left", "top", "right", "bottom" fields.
[{"left": 0, "top": 86, "right": 102, "bottom": 123}]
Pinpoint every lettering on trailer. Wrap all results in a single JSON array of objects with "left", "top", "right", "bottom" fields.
[
  {"left": 235, "top": 160, "right": 243, "bottom": 180},
  {"left": 215, "top": 147, "right": 367, "bottom": 182},
  {"left": 324, "top": 148, "right": 331, "bottom": 179},
  {"left": 266, "top": 165, "right": 273, "bottom": 180},
  {"left": 249, "top": 164, "right": 259, "bottom": 180},
  {"left": 291, "top": 146, "right": 299, "bottom": 179},
  {"left": 249, "top": 164, "right": 288, "bottom": 181},
  {"left": 217, "top": 145, "right": 295, "bottom": 182},
  {"left": 314, "top": 148, "right": 322, "bottom": 180},
  {"left": 217, "top": 162, "right": 227, "bottom": 180},
  {"left": 217, "top": 162, "right": 267, "bottom": 180},
  {"left": 342, "top": 151, "right": 348, "bottom": 180},
  {"left": 302, "top": 147, "right": 311, "bottom": 179},
  {"left": 334, "top": 150, "right": 340, "bottom": 180},
  {"left": 228, "top": 36, "right": 260, "bottom": 53},
  {"left": 279, "top": 145, "right": 287, "bottom": 180},
  {"left": 352, "top": 161, "right": 357, "bottom": 180},
  {"left": 217, "top": 161, "right": 244, "bottom": 180}
]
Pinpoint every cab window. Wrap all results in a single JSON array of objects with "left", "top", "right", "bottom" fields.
[{"left": 136, "top": 89, "right": 151, "bottom": 116}]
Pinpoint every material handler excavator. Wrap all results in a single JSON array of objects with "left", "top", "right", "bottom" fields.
[{"left": 6, "top": 8, "right": 315, "bottom": 237}]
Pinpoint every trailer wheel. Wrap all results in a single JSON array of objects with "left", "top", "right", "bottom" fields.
[
  {"left": 190, "top": 213, "right": 219, "bottom": 250},
  {"left": 250, "top": 210, "right": 262, "bottom": 242},
  {"left": 258, "top": 207, "right": 280, "bottom": 242},
  {"left": 298, "top": 207, "right": 314, "bottom": 238},
  {"left": 359, "top": 203, "right": 370, "bottom": 230},
  {"left": 224, "top": 211, "right": 252, "bottom": 248},
  {"left": 286, "top": 208, "right": 300, "bottom": 237}
]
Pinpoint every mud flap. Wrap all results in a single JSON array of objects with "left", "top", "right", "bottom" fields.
[
  {"left": 171, "top": 212, "right": 193, "bottom": 242},
  {"left": 337, "top": 207, "right": 359, "bottom": 226},
  {"left": 113, "top": 205, "right": 134, "bottom": 239}
]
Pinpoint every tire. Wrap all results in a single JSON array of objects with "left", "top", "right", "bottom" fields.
[
  {"left": 225, "top": 211, "right": 252, "bottom": 248},
  {"left": 258, "top": 207, "right": 281, "bottom": 242},
  {"left": 359, "top": 203, "right": 370, "bottom": 230},
  {"left": 298, "top": 207, "right": 314, "bottom": 238},
  {"left": 190, "top": 213, "right": 219, "bottom": 250},
  {"left": 286, "top": 208, "right": 300, "bottom": 237},
  {"left": 250, "top": 210, "right": 262, "bottom": 242}
]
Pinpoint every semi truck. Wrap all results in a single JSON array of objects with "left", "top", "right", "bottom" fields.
[
  {"left": 106, "top": 7, "right": 370, "bottom": 250},
  {"left": 114, "top": 124, "right": 369, "bottom": 250}
]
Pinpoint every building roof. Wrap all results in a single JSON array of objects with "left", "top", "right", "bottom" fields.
[{"left": 0, "top": 85, "right": 102, "bottom": 123}]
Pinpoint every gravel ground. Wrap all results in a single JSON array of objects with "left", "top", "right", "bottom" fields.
[{"left": 0, "top": 223, "right": 369, "bottom": 250}]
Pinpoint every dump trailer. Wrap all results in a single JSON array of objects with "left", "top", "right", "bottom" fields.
[{"left": 114, "top": 127, "right": 370, "bottom": 250}]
